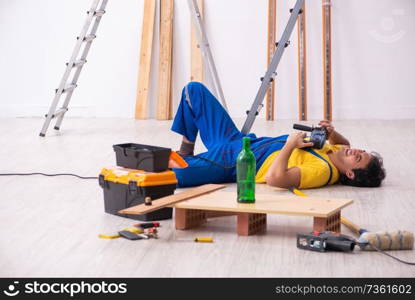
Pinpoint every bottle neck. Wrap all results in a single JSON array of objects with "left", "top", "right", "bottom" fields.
[{"left": 242, "top": 137, "right": 251, "bottom": 150}]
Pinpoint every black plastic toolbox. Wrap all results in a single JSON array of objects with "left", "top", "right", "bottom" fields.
[
  {"left": 99, "top": 167, "right": 177, "bottom": 221},
  {"left": 113, "top": 143, "right": 171, "bottom": 172}
]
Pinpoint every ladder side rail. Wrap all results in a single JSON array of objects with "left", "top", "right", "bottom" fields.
[
  {"left": 266, "top": 0, "right": 277, "bottom": 121},
  {"left": 40, "top": 0, "right": 101, "bottom": 136},
  {"left": 55, "top": 0, "right": 109, "bottom": 129},
  {"left": 241, "top": 0, "right": 304, "bottom": 134},
  {"left": 187, "top": 0, "right": 228, "bottom": 111}
]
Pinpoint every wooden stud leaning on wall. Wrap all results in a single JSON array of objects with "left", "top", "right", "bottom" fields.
[
  {"left": 297, "top": 2, "right": 307, "bottom": 120},
  {"left": 266, "top": 0, "right": 277, "bottom": 121},
  {"left": 322, "top": 0, "right": 332, "bottom": 121},
  {"left": 190, "top": 0, "right": 204, "bottom": 82},
  {"left": 157, "top": 0, "right": 174, "bottom": 120},
  {"left": 135, "top": 0, "right": 157, "bottom": 119}
]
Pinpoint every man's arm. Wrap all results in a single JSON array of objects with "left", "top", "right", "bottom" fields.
[
  {"left": 318, "top": 120, "right": 350, "bottom": 146},
  {"left": 265, "top": 132, "right": 313, "bottom": 189}
]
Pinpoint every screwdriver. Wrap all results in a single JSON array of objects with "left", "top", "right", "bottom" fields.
[{"left": 134, "top": 222, "right": 160, "bottom": 229}]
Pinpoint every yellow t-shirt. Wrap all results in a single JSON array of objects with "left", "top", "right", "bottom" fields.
[{"left": 255, "top": 144, "right": 344, "bottom": 189}]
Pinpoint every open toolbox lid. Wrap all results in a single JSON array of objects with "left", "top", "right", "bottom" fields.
[{"left": 100, "top": 166, "right": 177, "bottom": 187}]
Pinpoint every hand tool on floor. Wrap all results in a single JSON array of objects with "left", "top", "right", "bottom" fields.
[
  {"left": 194, "top": 237, "right": 213, "bottom": 243},
  {"left": 291, "top": 188, "right": 415, "bottom": 264},
  {"left": 341, "top": 216, "right": 414, "bottom": 251},
  {"left": 118, "top": 230, "right": 145, "bottom": 240},
  {"left": 98, "top": 227, "right": 144, "bottom": 239},
  {"left": 146, "top": 227, "right": 159, "bottom": 239},
  {"left": 297, "top": 231, "right": 355, "bottom": 252},
  {"left": 134, "top": 222, "right": 160, "bottom": 229},
  {"left": 98, "top": 234, "right": 120, "bottom": 239}
]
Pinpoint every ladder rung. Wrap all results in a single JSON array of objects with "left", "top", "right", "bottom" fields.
[
  {"left": 89, "top": 10, "right": 106, "bottom": 17},
  {"left": 67, "top": 59, "right": 87, "bottom": 68},
  {"left": 77, "top": 34, "right": 96, "bottom": 42},
  {"left": 55, "top": 84, "right": 77, "bottom": 94},
  {"left": 45, "top": 108, "right": 68, "bottom": 119},
  {"left": 83, "top": 34, "right": 96, "bottom": 42}
]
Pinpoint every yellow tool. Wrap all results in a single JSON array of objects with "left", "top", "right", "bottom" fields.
[
  {"left": 194, "top": 237, "right": 214, "bottom": 243},
  {"left": 122, "top": 227, "right": 144, "bottom": 234},
  {"left": 289, "top": 187, "right": 307, "bottom": 197},
  {"left": 99, "top": 227, "right": 144, "bottom": 239},
  {"left": 98, "top": 234, "right": 120, "bottom": 239}
]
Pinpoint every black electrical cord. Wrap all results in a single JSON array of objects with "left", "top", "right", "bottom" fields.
[
  {"left": 365, "top": 243, "right": 415, "bottom": 266},
  {"left": 0, "top": 157, "right": 157, "bottom": 180},
  {"left": 0, "top": 173, "right": 98, "bottom": 180}
]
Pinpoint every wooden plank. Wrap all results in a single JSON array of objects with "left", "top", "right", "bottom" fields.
[
  {"left": 297, "top": 2, "right": 307, "bottom": 121},
  {"left": 322, "top": 0, "right": 332, "bottom": 121},
  {"left": 173, "top": 191, "right": 353, "bottom": 218},
  {"left": 135, "top": 0, "right": 156, "bottom": 119},
  {"left": 157, "top": 0, "right": 174, "bottom": 120},
  {"left": 190, "top": 0, "right": 204, "bottom": 82},
  {"left": 119, "top": 184, "right": 226, "bottom": 215},
  {"left": 266, "top": 0, "right": 277, "bottom": 121}
]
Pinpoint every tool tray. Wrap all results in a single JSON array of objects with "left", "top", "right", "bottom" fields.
[{"left": 113, "top": 143, "right": 171, "bottom": 172}]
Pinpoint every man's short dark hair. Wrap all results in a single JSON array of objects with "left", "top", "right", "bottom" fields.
[{"left": 339, "top": 152, "right": 386, "bottom": 187}]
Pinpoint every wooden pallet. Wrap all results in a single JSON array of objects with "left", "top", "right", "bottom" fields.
[{"left": 173, "top": 191, "right": 353, "bottom": 236}]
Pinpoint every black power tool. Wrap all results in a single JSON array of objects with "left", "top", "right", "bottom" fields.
[
  {"left": 297, "top": 231, "right": 356, "bottom": 252},
  {"left": 293, "top": 124, "right": 327, "bottom": 149}
]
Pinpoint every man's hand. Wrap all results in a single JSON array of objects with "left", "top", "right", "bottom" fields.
[
  {"left": 318, "top": 120, "right": 350, "bottom": 146},
  {"left": 318, "top": 120, "right": 334, "bottom": 139},
  {"left": 286, "top": 132, "right": 314, "bottom": 149}
]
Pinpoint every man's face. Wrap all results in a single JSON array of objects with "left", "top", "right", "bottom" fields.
[{"left": 335, "top": 147, "right": 372, "bottom": 177}]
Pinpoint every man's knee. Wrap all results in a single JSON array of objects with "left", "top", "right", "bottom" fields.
[
  {"left": 186, "top": 81, "right": 206, "bottom": 92},
  {"left": 185, "top": 81, "right": 213, "bottom": 108},
  {"left": 184, "top": 82, "right": 206, "bottom": 109}
]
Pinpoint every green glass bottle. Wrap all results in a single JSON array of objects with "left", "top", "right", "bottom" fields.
[{"left": 236, "top": 137, "right": 256, "bottom": 203}]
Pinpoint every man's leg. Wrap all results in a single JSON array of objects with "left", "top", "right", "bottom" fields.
[
  {"left": 171, "top": 82, "right": 243, "bottom": 150},
  {"left": 173, "top": 152, "right": 230, "bottom": 187}
]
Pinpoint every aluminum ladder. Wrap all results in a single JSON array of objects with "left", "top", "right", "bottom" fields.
[{"left": 39, "top": 0, "right": 109, "bottom": 137}]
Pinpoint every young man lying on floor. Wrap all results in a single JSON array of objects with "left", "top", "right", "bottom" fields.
[{"left": 169, "top": 82, "right": 386, "bottom": 189}]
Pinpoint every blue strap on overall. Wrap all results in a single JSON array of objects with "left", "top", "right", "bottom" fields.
[{"left": 303, "top": 148, "right": 333, "bottom": 186}]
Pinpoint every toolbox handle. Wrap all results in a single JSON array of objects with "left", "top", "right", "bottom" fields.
[
  {"left": 98, "top": 175, "right": 107, "bottom": 188},
  {"left": 128, "top": 180, "right": 138, "bottom": 195}
]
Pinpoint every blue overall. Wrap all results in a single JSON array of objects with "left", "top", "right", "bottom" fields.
[{"left": 171, "top": 82, "right": 287, "bottom": 187}]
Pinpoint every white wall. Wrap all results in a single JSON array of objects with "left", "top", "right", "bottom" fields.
[{"left": 0, "top": 0, "right": 414, "bottom": 119}]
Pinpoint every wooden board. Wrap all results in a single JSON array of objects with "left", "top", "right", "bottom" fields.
[
  {"left": 322, "top": 0, "right": 332, "bottom": 121},
  {"left": 173, "top": 191, "right": 353, "bottom": 218},
  {"left": 190, "top": 0, "right": 204, "bottom": 82},
  {"left": 297, "top": 2, "right": 307, "bottom": 121},
  {"left": 135, "top": 0, "right": 156, "bottom": 119},
  {"left": 266, "top": 0, "right": 276, "bottom": 121},
  {"left": 119, "top": 184, "right": 225, "bottom": 215},
  {"left": 157, "top": 0, "right": 174, "bottom": 120}
]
